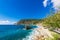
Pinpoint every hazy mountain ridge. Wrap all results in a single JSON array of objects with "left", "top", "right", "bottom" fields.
[{"left": 16, "top": 19, "right": 43, "bottom": 25}]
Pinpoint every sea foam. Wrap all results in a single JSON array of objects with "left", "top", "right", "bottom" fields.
[{"left": 23, "top": 25, "right": 53, "bottom": 40}]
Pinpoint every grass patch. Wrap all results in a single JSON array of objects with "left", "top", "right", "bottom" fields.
[
  {"left": 52, "top": 32, "right": 60, "bottom": 40},
  {"left": 46, "top": 31, "right": 60, "bottom": 40}
]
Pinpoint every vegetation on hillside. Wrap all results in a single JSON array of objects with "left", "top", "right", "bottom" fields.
[
  {"left": 16, "top": 19, "right": 43, "bottom": 25},
  {"left": 42, "top": 12, "right": 60, "bottom": 28},
  {"left": 17, "top": 12, "right": 60, "bottom": 28}
]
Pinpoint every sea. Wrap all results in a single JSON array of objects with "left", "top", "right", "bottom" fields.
[{"left": 0, "top": 25, "right": 37, "bottom": 40}]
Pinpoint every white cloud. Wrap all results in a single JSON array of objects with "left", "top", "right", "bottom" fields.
[
  {"left": 0, "top": 20, "right": 16, "bottom": 25},
  {"left": 43, "top": 0, "right": 48, "bottom": 7},
  {"left": 51, "top": 0, "right": 60, "bottom": 10},
  {"left": 43, "top": 0, "right": 60, "bottom": 11}
]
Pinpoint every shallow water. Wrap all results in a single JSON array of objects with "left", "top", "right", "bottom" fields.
[{"left": 0, "top": 25, "right": 37, "bottom": 40}]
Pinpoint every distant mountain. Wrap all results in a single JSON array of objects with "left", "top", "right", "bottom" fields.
[
  {"left": 16, "top": 19, "right": 43, "bottom": 30},
  {"left": 16, "top": 19, "right": 43, "bottom": 25}
]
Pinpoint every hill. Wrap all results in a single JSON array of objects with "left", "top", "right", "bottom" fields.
[
  {"left": 42, "top": 12, "right": 60, "bottom": 28},
  {"left": 16, "top": 19, "right": 43, "bottom": 25},
  {"left": 16, "top": 12, "right": 60, "bottom": 28}
]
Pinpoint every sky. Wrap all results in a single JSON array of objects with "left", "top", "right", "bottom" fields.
[{"left": 0, "top": 0, "right": 60, "bottom": 24}]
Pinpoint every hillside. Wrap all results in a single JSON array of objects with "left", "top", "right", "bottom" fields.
[
  {"left": 16, "top": 19, "right": 43, "bottom": 25},
  {"left": 16, "top": 12, "right": 60, "bottom": 28},
  {"left": 42, "top": 12, "right": 60, "bottom": 28}
]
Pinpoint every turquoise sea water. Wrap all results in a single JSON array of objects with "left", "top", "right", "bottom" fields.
[{"left": 0, "top": 25, "right": 37, "bottom": 40}]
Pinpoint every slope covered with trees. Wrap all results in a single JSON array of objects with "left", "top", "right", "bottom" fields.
[{"left": 42, "top": 12, "right": 60, "bottom": 28}]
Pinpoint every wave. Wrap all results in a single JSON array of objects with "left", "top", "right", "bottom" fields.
[{"left": 23, "top": 25, "right": 54, "bottom": 40}]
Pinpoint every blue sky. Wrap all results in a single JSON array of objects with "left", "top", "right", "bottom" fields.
[{"left": 0, "top": 0, "right": 59, "bottom": 24}]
